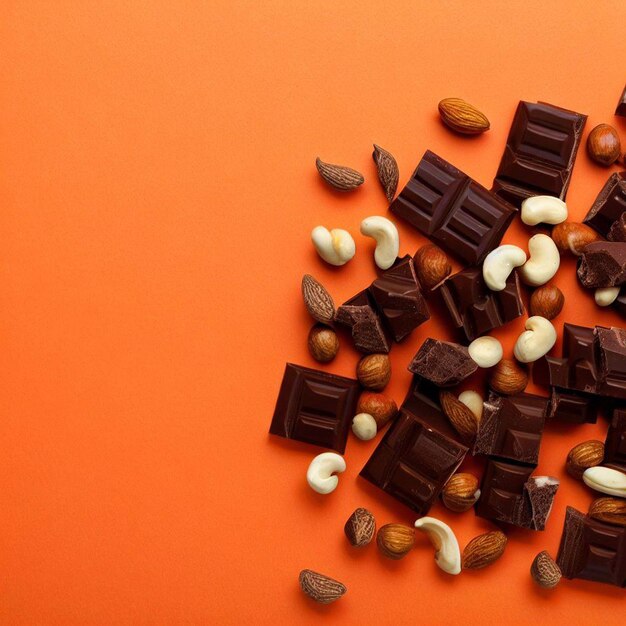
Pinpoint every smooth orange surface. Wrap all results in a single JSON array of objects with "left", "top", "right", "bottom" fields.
[{"left": 1, "top": 1, "right": 625, "bottom": 624}]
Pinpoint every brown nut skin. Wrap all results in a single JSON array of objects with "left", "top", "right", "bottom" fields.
[
  {"left": 438, "top": 97, "right": 490, "bottom": 135},
  {"left": 413, "top": 244, "right": 452, "bottom": 290},
  {"left": 462, "top": 531, "right": 507, "bottom": 570},
  {"left": 344, "top": 507, "right": 376, "bottom": 547},
  {"left": 488, "top": 359, "right": 528, "bottom": 395},
  {"left": 587, "top": 123, "right": 621, "bottom": 166},
  {"left": 376, "top": 523, "right": 415, "bottom": 560},
  {"left": 442, "top": 473, "right": 480, "bottom": 512},
  {"left": 440, "top": 391, "right": 479, "bottom": 443},
  {"left": 356, "top": 354, "right": 391, "bottom": 391},
  {"left": 356, "top": 392, "right": 398, "bottom": 428},
  {"left": 529, "top": 284, "right": 564, "bottom": 320},
  {"left": 299, "top": 569, "right": 347, "bottom": 604},
  {"left": 551, "top": 222, "right": 603, "bottom": 256},
  {"left": 530, "top": 551, "right": 561, "bottom": 589},
  {"left": 588, "top": 497, "right": 626, "bottom": 526},
  {"left": 307, "top": 324, "right": 339, "bottom": 363},
  {"left": 566, "top": 440, "right": 605, "bottom": 480}
]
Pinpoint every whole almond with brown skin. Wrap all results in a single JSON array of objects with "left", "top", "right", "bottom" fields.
[
  {"left": 356, "top": 391, "right": 398, "bottom": 428},
  {"left": 357, "top": 354, "right": 391, "bottom": 391},
  {"left": 462, "top": 531, "right": 507, "bottom": 570},
  {"left": 344, "top": 507, "right": 376, "bottom": 547},
  {"left": 530, "top": 551, "right": 561, "bottom": 589},
  {"left": 316, "top": 157, "right": 364, "bottom": 191},
  {"left": 440, "top": 391, "right": 480, "bottom": 442},
  {"left": 587, "top": 123, "right": 621, "bottom": 166},
  {"left": 442, "top": 473, "right": 480, "bottom": 512},
  {"left": 438, "top": 98, "right": 490, "bottom": 135},
  {"left": 302, "top": 274, "right": 335, "bottom": 325},
  {"left": 529, "top": 284, "right": 564, "bottom": 320},
  {"left": 414, "top": 244, "right": 452, "bottom": 290},
  {"left": 489, "top": 358, "right": 528, "bottom": 395},
  {"left": 299, "top": 569, "right": 346, "bottom": 604},
  {"left": 588, "top": 497, "right": 626, "bottom": 526},
  {"left": 566, "top": 440, "right": 605, "bottom": 480},
  {"left": 372, "top": 144, "right": 399, "bottom": 202},
  {"left": 308, "top": 324, "right": 339, "bottom": 363},
  {"left": 376, "top": 523, "right": 415, "bottom": 559},
  {"left": 552, "top": 222, "right": 603, "bottom": 255}
]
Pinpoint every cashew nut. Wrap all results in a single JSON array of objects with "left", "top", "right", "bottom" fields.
[
  {"left": 458, "top": 390, "right": 483, "bottom": 422},
  {"left": 521, "top": 196, "right": 568, "bottom": 226},
  {"left": 311, "top": 226, "right": 356, "bottom": 266},
  {"left": 414, "top": 517, "right": 461, "bottom": 575},
  {"left": 360, "top": 216, "right": 399, "bottom": 270},
  {"left": 351, "top": 413, "right": 377, "bottom": 441},
  {"left": 513, "top": 316, "right": 557, "bottom": 363},
  {"left": 482, "top": 245, "right": 527, "bottom": 291},
  {"left": 595, "top": 286, "right": 620, "bottom": 307},
  {"left": 582, "top": 466, "right": 626, "bottom": 498},
  {"left": 306, "top": 452, "right": 346, "bottom": 495},
  {"left": 468, "top": 336, "right": 503, "bottom": 368},
  {"left": 519, "top": 234, "right": 560, "bottom": 287}
]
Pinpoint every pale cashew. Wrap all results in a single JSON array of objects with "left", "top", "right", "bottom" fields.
[
  {"left": 414, "top": 517, "right": 461, "bottom": 575},
  {"left": 519, "top": 234, "right": 560, "bottom": 286},
  {"left": 482, "top": 245, "right": 527, "bottom": 291},
  {"left": 311, "top": 226, "right": 355, "bottom": 266},
  {"left": 468, "top": 336, "right": 503, "bottom": 368},
  {"left": 306, "top": 452, "right": 346, "bottom": 495},
  {"left": 595, "top": 287, "right": 620, "bottom": 307},
  {"left": 513, "top": 316, "right": 557, "bottom": 363},
  {"left": 582, "top": 466, "right": 626, "bottom": 498},
  {"left": 458, "top": 390, "right": 483, "bottom": 422},
  {"left": 351, "top": 413, "right": 377, "bottom": 441},
  {"left": 521, "top": 196, "right": 568, "bottom": 226},
  {"left": 360, "top": 216, "right": 399, "bottom": 270}
]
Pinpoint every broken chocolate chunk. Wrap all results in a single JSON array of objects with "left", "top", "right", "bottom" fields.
[
  {"left": 604, "top": 407, "right": 626, "bottom": 473},
  {"left": 408, "top": 338, "right": 478, "bottom": 387},
  {"left": 336, "top": 289, "right": 391, "bottom": 354},
  {"left": 577, "top": 241, "right": 626, "bottom": 288},
  {"left": 583, "top": 171, "right": 626, "bottom": 239}
]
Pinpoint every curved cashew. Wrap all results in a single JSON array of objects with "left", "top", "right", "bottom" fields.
[
  {"left": 360, "top": 216, "right": 399, "bottom": 270},
  {"left": 311, "top": 226, "right": 355, "bottom": 266},
  {"left": 351, "top": 413, "right": 377, "bottom": 441},
  {"left": 468, "top": 336, "right": 503, "bottom": 368},
  {"left": 482, "top": 245, "right": 527, "bottom": 291},
  {"left": 521, "top": 196, "right": 568, "bottom": 226},
  {"left": 414, "top": 517, "right": 461, "bottom": 575},
  {"left": 519, "top": 234, "right": 560, "bottom": 287},
  {"left": 595, "top": 287, "right": 620, "bottom": 307},
  {"left": 582, "top": 466, "right": 626, "bottom": 498},
  {"left": 458, "top": 390, "right": 483, "bottom": 422},
  {"left": 306, "top": 452, "right": 346, "bottom": 495},
  {"left": 513, "top": 316, "right": 557, "bottom": 363}
]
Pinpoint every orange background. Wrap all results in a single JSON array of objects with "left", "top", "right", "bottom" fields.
[{"left": 1, "top": 1, "right": 625, "bottom": 624}]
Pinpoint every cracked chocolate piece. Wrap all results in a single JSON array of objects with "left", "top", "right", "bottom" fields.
[
  {"left": 336, "top": 289, "right": 391, "bottom": 354},
  {"left": 583, "top": 171, "right": 626, "bottom": 239},
  {"left": 522, "top": 476, "right": 559, "bottom": 531},
  {"left": 616, "top": 85, "right": 626, "bottom": 117},
  {"left": 604, "top": 407, "right": 626, "bottom": 473},
  {"left": 408, "top": 338, "right": 478, "bottom": 387},
  {"left": 577, "top": 241, "right": 626, "bottom": 288}
]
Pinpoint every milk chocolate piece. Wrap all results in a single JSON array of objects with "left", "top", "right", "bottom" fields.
[
  {"left": 269, "top": 363, "right": 359, "bottom": 453},
  {"left": 336, "top": 290, "right": 391, "bottom": 354},
  {"left": 473, "top": 392, "right": 547, "bottom": 465},
  {"left": 557, "top": 506, "right": 626, "bottom": 587},
  {"left": 595, "top": 326, "right": 626, "bottom": 400},
  {"left": 492, "top": 101, "right": 587, "bottom": 207},
  {"left": 604, "top": 408, "right": 626, "bottom": 473},
  {"left": 616, "top": 85, "right": 626, "bottom": 117},
  {"left": 438, "top": 267, "right": 524, "bottom": 341},
  {"left": 360, "top": 409, "right": 467, "bottom": 515},
  {"left": 548, "top": 388, "right": 598, "bottom": 424},
  {"left": 389, "top": 150, "right": 516, "bottom": 264},
  {"left": 583, "top": 171, "right": 626, "bottom": 239},
  {"left": 408, "top": 338, "right": 478, "bottom": 387},
  {"left": 577, "top": 242, "right": 626, "bottom": 288}
]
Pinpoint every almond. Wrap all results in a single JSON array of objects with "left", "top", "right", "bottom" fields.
[
  {"left": 530, "top": 551, "right": 561, "bottom": 589},
  {"left": 438, "top": 98, "right": 490, "bottom": 135},
  {"left": 356, "top": 354, "right": 391, "bottom": 391},
  {"left": 440, "top": 391, "right": 480, "bottom": 442},
  {"left": 529, "top": 284, "right": 564, "bottom": 320},
  {"left": 462, "top": 530, "right": 507, "bottom": 570},
  {"left": 551, "top": 222, "right": 602, "bottom": 256},
  {"left": 299, "top": 569, "right": 347, "bottom": 604},
  {"left": 344, "top": 507, "right": 376, "bottom": 547},
  {"left": 488, "top": 359, "right": 528, "bottom": 395},
  {"left": 315, "top": 157, "right": 364, "bottom": 191},
  {"left": 356, "top": 391, "right": 398, "bottom": 428},
  {"left": 376, "top": 523, "right": 415, "bottom": 560},
  {"left": 442, "top": 473, "right": 480, "bottom": 512},
  {"left": 372, "top": 144, "right": 399, "bottom": 202},
  {"left": 588, "top": 497, "right": 626, "bottom": 526},
  {"left": 414, "top": 244, "right": 452, "bottom": 290},
  {"left": 301, "top": 274, "right": 335, "bottom": 325},
  {"left": 566, "top": 440, "right": 605, "bottom": 480}
]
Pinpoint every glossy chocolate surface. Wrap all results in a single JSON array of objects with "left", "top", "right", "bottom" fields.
[
  {"left": 548, "top": 388, "right": 598, "bottom": 424},
  {"left": 616, "top": 85, "right": 626, "bottom": 117},
  {"left": 583, "top": 172, "right": 626, "bottom": 239},
  {"left": 604, "top": 407, "right": 626, "bottom": 472}
]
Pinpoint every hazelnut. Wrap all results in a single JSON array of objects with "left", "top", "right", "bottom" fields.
[
  {"left": 376, "top": 523, "right": 415, "bottom": 559},
  {"left": 356, "top": 354, "right": 391, "bottom": 391},
  {"left": 529, "top": 284, "right": 564, "bottom": 320},
  {"left": 307, "top": 324, "right": 339, "bottom": 363},
  {"left": 566, "top": 440, "right": 605, "bottom": 480},
  {"left": 413, "top": 243, "right": 452, "bottom": 289},
  {"left": 442, "top": 473, "right": 480, "bottom": 512},
  {"left": 489, "top": 358, "right": 528, "bottom": 395},
  {"left": 587, "top": 123, "right": 621, "bottom": 166},
  {"left": 551, "top": 222, "right": 602, "bottom": 256},
  {"left": 356, "top": 391, "right": 397, "bottom": 428}
]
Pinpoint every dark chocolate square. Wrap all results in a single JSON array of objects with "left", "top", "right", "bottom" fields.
[
  {"left": 616, "top": 85, "right": 626, "bottom": 117},
  {"left": 583, "top": 172, "right": 626, "bottom": 239},
  {"left": 408, "top": 338, "right": 478, "bottom": 387},
  {"left": 269, "top": 363, "right": 359, "bottom": 453},
  {"left": 548, "top": 388, "right": 598, "bottom": 424},
  {"left": 595, "top": 327, "right": 626, "bottom": 400},
  {"left": 604, "top": 407, "right": 626, "bottom": 472}
]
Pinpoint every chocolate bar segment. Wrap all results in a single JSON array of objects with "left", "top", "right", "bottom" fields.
[
  {"left": 604, "top": 407, "right": 626, "bottom": 473},
  {"left": 595, "top": 326, "right": 626, "bottom": 400},
  {"left": 408, "top": 338, "right": 478, "bottom": 387},
  {"left": 548, "top": 388, "right": 598, "bottom": 424},
  {"left": 616, "top": 85, "right": 626, "bottom": 117},
  {"left": 583, "top": 172, "right": 626, "bottom": 239},
  {"left": 577, "top": 242, "right": 626, "bottom": 288},
  {"left": 492, "top": 101, "right": 587, "bottom": 207},
  {"left": 360, "top": 410, "right": 467, "bottom": 515},
  {"left": 523, "top": 476, "right": 559, "bottom": 531},
  {"left": 437, "top": 267, "right": 524, "bottom": 342},
  {"left": 336, "top": 289, "right": 391, "bottom": 354},
  {"left": 269, "top": 363, "right": 359, "bottom": 453},
  {"left": 389, "top": 151, "right": 516, "bottom": 264}
]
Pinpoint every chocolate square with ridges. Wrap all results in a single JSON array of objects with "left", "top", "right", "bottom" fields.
[
  {"left": 269, "top": 363, "right": 359, "bottom": 453},
  {"left": 583, "top": 172, "right": 626, "bottom": 239},
  {"left": 604, "top": 408, "right": 626, "bottom": 472},
  {"left": 595, "top": 326, "right": 626, "bottom": 400},
  {"left": 548, "top": 388, "right": 598, "bottom": 424}
]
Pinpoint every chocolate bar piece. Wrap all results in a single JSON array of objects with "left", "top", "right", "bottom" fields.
[
  {"left": 492, "top": 101, "right": 587, "bottom": 207},
  {"left": 437, "top": 267, "right": 524, "bottom": 342},
  {"left": 269, "top": 363, "right": 359, "bottom": 453},
  {"left": 557, "top": 506, "right": 626, "bottom": 587},
  {"left": 360, "top": 410, "right": 467, "bottom": 515},
  {"left": 473, "top": 392, "right": 547, "bottom": 465},
  {"left": 595, "top": 326, "right": 626, "bottom": 400},
  {"left": 524, "top": 476, "right": 559, "bottom": 531},
  {"left": 614, "top": 290, "right": 626, "bottom": 317},
  {"left": 604, "top": 408, "right": 626, "bottom": 473},
  {"left": 616, "top": 85, "right": 626, "bottom": 117},
  {"left": 577, "top": 242, "right": 626, "bottom": 288},
  {"left": 548, "top": 388, "right": 598, "bottom": 424},
  {"left": 583, "top": 172, "right": 626, "bottom": 239},
  {"left": 408, "top": 338, "right": 478, "bottom": 387},
  {"left": 336, "top": 289, "right": 391, "bottom": 354},
  {"left": 389, "top": 150, "right": 516, "bottom": 265},
  {"left": 369, "top": 257, "right": 429, "bottom": 342}
]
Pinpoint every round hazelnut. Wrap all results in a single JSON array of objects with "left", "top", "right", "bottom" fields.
[
  {"left": 307, "top": 324, "right": 339, "bottom": 363},
  {"left": 529, "top": 284, "right": 564, "bottom": 320},
  {"left": 442, "top": 473, "right": 480, "bottom": 512},
  {"left": 413, "top": 243, "right": 452, "bottom": 289},
  {"left": 356, "top": 354, "right": 391, "bottom": 391},
  {"left": 587, "top": 123, "right": 621, "bottom": 166},
  {"left": 489, "top": 358, "right": 528, "bottom": 395},
  {"left": 551, "top": 222, "right": 602, "bottom": 256},
  {"left": 356, "top": 391, "right": 398, "bottom": 428}
]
